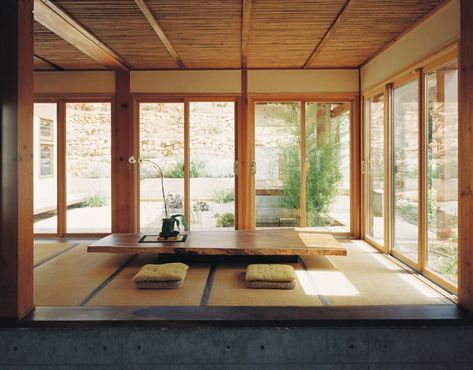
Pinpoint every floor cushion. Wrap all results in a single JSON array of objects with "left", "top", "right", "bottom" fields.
[
  {"left": 132, "top": 262, "right": 189, "bottom": 289},
  {"left": 245, "top": 264, "right": 296, "bottom": 289}
]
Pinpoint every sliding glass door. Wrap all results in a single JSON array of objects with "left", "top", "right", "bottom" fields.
[
  {"left": 33, "top": 102, "right": 58, "bottom": 234},
  {"left": 65, "top": 102, "right": 112, "bottom": 233},
  {"left": 253, "top": 99, "right": 353, "bottom": 233},
  {"left": 138, "top": 100, "right": 236, "bottom": 232},
  {"left": 425, "top": 62, "right": 459, "bottom": 284},
  {"left": 392, "top": 79, "right": 420, "bottom": 264},
  {"left": 190, "top": 102, "right": 235, "bottom": 230},
  {"left": 139, "top": 103, "right": 185, "bottom": 233},
  {"left": 305, "top": 102, "right": 351, "bottom": 232},
  {"left": 365, "top": 94, "right": 385, "bottom": 246},
  {"left": 363, "top": 47, "right": 458, "bottom": 291},
  {"left": 254, "top": 102, "right": 301, "bottom": 228}
]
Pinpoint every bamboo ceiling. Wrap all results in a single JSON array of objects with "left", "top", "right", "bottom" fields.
[
  {"left": 33, "top": 0, "right": 446, "bottom": 71},
  {"left": 34, "top": 22, "right": 106, "bottom": 70}
]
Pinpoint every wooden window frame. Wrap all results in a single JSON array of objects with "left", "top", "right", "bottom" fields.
[
  {"left": 133, "top": 94, "right": 240, "bottom": 231},
  {"left": 361, "top": 44, "right": 459, "bottom": 294},
  {"left": 422, "top": 58, "right": 459, "bottom": 294},
  {"left": 362, "top": 87, "right": 389, "bottom": 253},
  {"left": 390, "top": 72, "right": 422, "bottom": 271},
  {"left": 249, "top": 93, "right": 360, "bottom": 237}
]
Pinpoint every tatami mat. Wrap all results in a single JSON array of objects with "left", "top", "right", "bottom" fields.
[
  {"left": 34, "top": 244, "right": 131, "bottom": 306},
  {"left": 34, "top": 241, "right": 75, "bottom": 266},
  {"left": 301, "top": 241, "right": 452, "bottom": 306},
  {"left": 33, "top": 238, "right": 454, "bottom": 307},
  {"left": 208, "top": 263, "right": 324, "bottom": 306},
  {"left": 87, "top": 256, "right": 210, "bottom": 306}
]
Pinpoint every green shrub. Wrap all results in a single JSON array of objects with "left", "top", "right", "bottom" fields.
[
  {"left": 212, "top": 188, "right": 234, "bottom": 204},
  {"left": 273, "top": 103, "right": 345, "bottom": 226},
  {"left": 440, "top": 251, "right": 458, "bottom": 278},
  {"left": 216, "top": 212, "right": 234, "bottom": 227},
  {"left": 162, "top": 160, "right": 206, "bottom": 178},
  {"left": 84, "top": 193, "right": 107, "bottom": 208}
]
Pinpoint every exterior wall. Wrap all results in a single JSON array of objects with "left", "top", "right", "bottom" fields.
[
  {"left": 1, "top": 325, "right": 473, "bottom": 368},
  {"left": 361, "top": 0, "right": 460, "bottom": 91}
]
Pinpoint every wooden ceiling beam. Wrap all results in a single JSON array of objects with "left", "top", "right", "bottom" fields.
[
  {"left": 134, "top": 0, "right": 185, "bottom": 69},
  {"left": 34, "top": 54, "right": 63, "bottom": 71},
  {"left": 33, "top": 0, "right": 129, "bottom": 70},
  {"left": 303, "top": 0, "right": 357, "bottom": 69},
  {"left": 241, "top": 0, "right": 253, "bottom": 69}
]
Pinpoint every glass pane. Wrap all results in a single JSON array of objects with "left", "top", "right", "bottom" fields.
[
  {"left": 66, "top": 102, "right": 111, "bottom": 233},
  {"left": 366, "top": 94, "right": 385, "bottom": 244},
  {"left": 393, "top": 80, "right": 419, "bottom": 263},
  {"left": 426, "top": 62, "right": 458, "bottom": 284},
  {"left": 255, "top": 103, "right": 300, "bottom": 228},
  {"left": 140, "top": 103, "right": 184, "bottom": 233},
  {"left": 190, "top": 102, "right": 235, "bottom": 230},
  {"left": 34, "top": 103, "right": 58, "bottom": 234},
  {"left": 305, "top": 102, "right": 351, "bottom": 232}
]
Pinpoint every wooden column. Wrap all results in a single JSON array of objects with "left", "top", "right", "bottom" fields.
[
  {"left": 300, "top": 102, "right": 307, "bottom": 227},
  {"left": 237, "top": 69, "right": 253, "bottom": 229},
  {"left": 459, "top": 0, "right": 473, "bottom": 311},
  {"left": 112, "top": 70, "right": 135, "bottom": 233},
  {"left": 184, "top": 101, "right": 190, "bottom": 228},
  {"left": 351, "top": 96, "right": 362, "bottom": 238},
  {"left": 0, "top": 0, "right": 34, "bottom": 319}
]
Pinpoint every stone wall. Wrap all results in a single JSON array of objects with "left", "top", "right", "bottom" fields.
[{"left": 66, "top": 103, "right": 112, "bottom": 178}]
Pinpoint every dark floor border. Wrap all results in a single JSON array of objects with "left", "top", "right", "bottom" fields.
[
  {"left": 200, "top": 263, "right": 217, "bottom": 307},
  {"left": 1, "top": 304, "right": 471, "bottom": 328}
]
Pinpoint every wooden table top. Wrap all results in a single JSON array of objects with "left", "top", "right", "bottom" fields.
[{"left": 88, "top": 229, "right": 347, "bottom": 256}]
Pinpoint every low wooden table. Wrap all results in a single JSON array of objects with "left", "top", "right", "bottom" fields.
[{"left": 88, "top": 229, "right": 347, "bottom": 257}]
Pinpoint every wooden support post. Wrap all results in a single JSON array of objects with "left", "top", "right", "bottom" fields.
[
  {"left": 237, "top": 69, "right": 253, "bottom": 229},
  {"left": 112, "top": 71, "right": 135, "bottom": 233},
  {"left": 57, "top": 100, "right": 67, "bottom": 236},
  {"left": 384, "top": 84, "right": 393, "bottom": 254},
  {"left": 459, "top": 0, "right": 473, "bottom": 311},
  {"left": 184, "top": 101, "right": 190, "bottom": 229},
  {"left": 0, "top": 0, "right": 34, "bottom": 318},
  {"left": 418, "top": 68, "right": 427, "bottom": 270},
  {"left": 300, "top": 102, "right": 307, "bottom": 227},
  {"left": 351, "top": 96, "right": 362, "bottom": 238}
]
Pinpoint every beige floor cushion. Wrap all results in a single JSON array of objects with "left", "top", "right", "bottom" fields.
[
  {"left": 245, "top": 264, "right": 296, "bottom": 290},
  {"left": 132, "top": 262, "right": 189, "bottom": 289}
]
